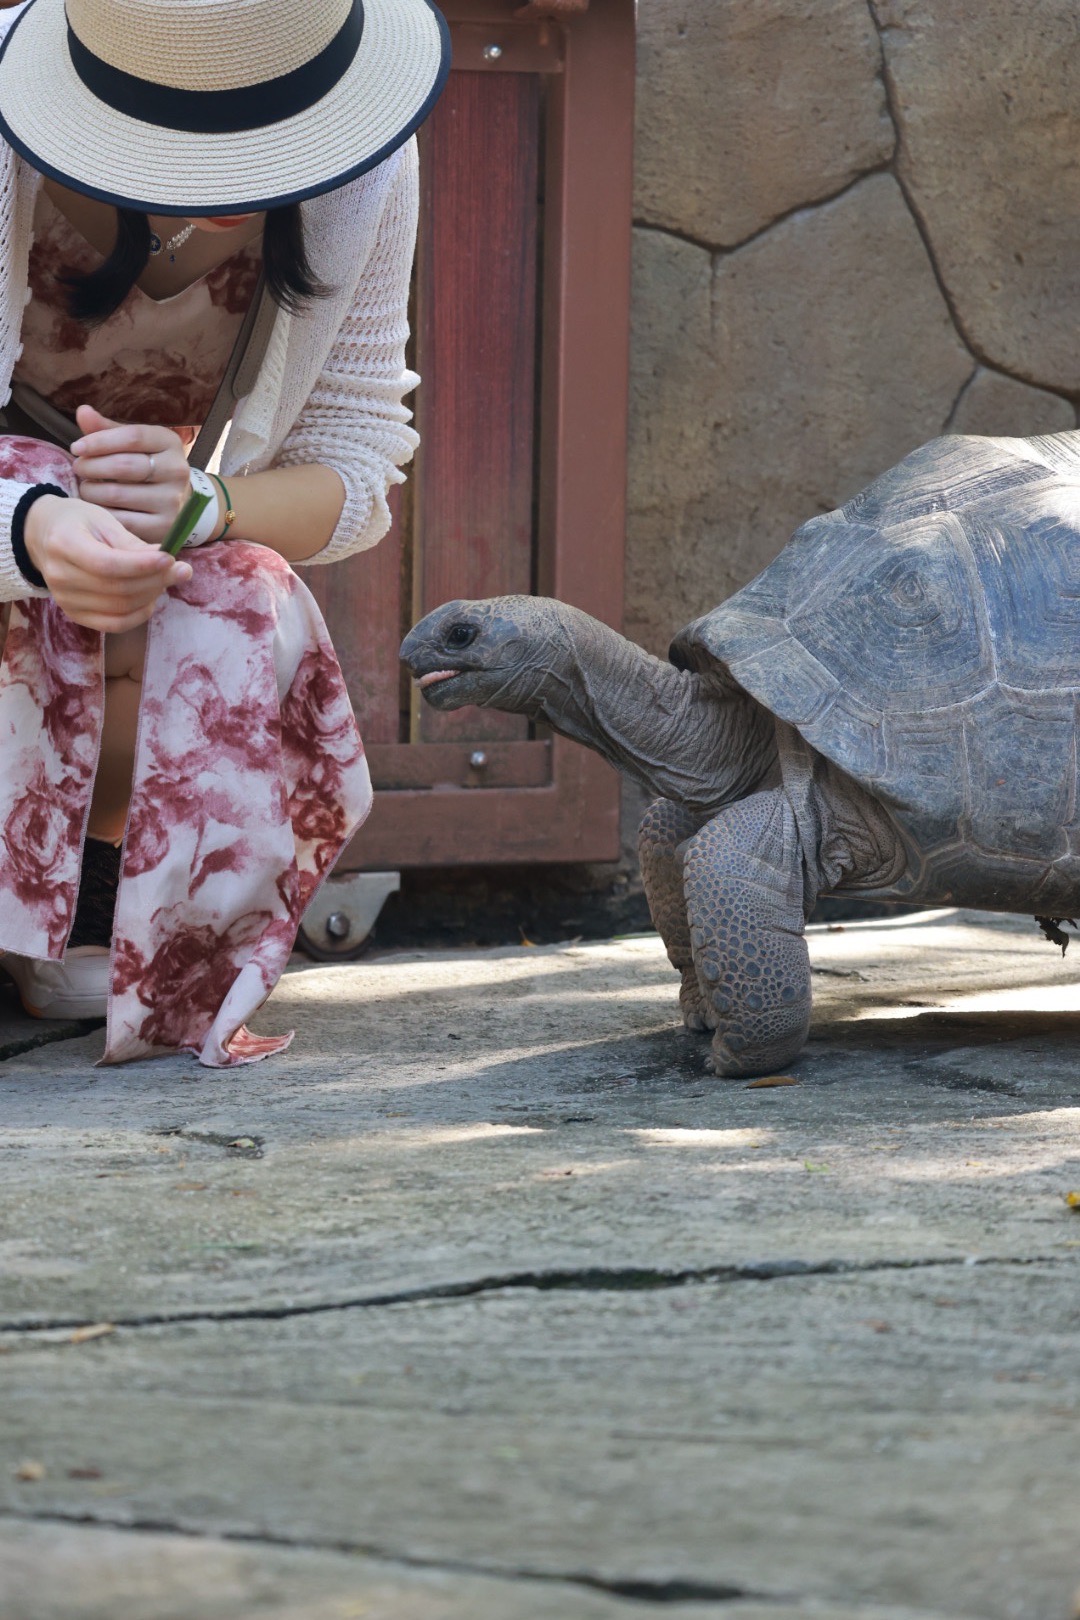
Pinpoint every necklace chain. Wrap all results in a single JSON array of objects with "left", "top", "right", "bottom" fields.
[{"left": 148, "top": 221, "right": 196, "bottom": 262}]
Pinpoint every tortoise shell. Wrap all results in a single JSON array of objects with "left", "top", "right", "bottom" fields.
[{"left": 670, "top": 432, "right": 1080, "bottom": 914}]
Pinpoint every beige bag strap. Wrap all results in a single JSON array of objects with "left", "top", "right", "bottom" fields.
[
  {"left": 6, "top": 274, "right": 277, "bottom": 469},
  {"left": 5, "top": 381, "right": 80, "bottom": 449},
  {"left": 188, "top": 273, "right": 277, "bottom": 470}
]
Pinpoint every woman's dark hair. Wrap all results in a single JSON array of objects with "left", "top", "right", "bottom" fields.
[{"left": 64, "top": 203, "right": 332, "bottom": 324}]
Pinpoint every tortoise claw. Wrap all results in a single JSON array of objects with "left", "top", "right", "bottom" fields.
[{"left": 1035, "top": 915, "right": 1075, "bottom": 955}]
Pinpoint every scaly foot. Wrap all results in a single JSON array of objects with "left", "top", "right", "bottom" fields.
[{"left": 683, "top": 791, "right": 812, "bottom": 1077}]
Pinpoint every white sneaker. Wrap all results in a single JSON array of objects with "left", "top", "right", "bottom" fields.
[{"left": 1, "top": 948, "right": 111, "bottom": 1019}]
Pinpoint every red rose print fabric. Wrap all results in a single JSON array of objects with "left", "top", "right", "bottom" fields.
[
  {"left": 0, "top": 470, "right": 372, "bottom": 1065},
  {"left": 0, "top": 439, "right": 98, "bottom": 956},
  {"left": 15, "top": 187, "right": 262, "bottom": 448}
]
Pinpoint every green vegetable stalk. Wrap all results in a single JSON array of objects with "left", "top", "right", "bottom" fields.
[{"left": 160, "top": 488, "right": 213, "bottom": 558}]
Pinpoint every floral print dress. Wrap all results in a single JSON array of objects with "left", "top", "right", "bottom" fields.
[
  {"left": 0, "top": 192, "right": 373, "bottom": 1066},
  {"left": 16, "top": 188, "right": 263, "bottom": 442}
]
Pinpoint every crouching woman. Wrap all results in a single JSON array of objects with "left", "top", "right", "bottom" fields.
[{"left": 0, "top": 0, "right": 449, "bottom": 1063}]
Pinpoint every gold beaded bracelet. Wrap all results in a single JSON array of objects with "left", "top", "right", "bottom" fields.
[{"left": 210, "top": 472, "right": 236, "bottom": 540}]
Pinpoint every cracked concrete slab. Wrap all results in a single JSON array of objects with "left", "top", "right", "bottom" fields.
[
  {"left": 1, "top": 1261, "right": 1078, "bottom": 1615},
  {"left": 3, "top": 913, "right": 1077, "bottom": 1327},
  {"left": 0, "top": 1526, "right": 977, "bottom": 1620},
  {"left": 1, "top": 911, "right": 1079, "bottom": 1617}
]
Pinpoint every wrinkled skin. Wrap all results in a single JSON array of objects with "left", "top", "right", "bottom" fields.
[{"left": 401, "top": 596, "right": 905, "bottom": 1077}]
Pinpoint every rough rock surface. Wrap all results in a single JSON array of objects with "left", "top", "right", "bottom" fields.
[
  {"left": 629, "top": 0, "right": 1080, "bottom": 660},
  {"left": 625, "top": 229, "right": 714, "bottom": 653},
  {"left": 948, "top": 369, "right": 1077, "bottom": 438},
  {"left": 634, "top": 0, "right": 894, "bottom": 246},
  {"left": 877, "top": 0, "right": 1080, "bottom": 391},
  {"left": 627, "top": 175, "right": 971, "bottom": 652}
]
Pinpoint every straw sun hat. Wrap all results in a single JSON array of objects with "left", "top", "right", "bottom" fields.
[{"left": 0, "top": 0, "right": 451, "bottom": 215}]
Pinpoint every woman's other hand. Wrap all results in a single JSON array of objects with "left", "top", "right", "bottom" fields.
[
  {"left": 24, "top": 493, "right": 191, "bottom": 632},
  {"left": 70, "top": 406, "right": 195, "bottom": 548}
]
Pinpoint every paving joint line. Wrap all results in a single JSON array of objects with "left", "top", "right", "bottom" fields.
[
  {"left": 0, "top": 1507, "right": 780, "bottom": 1607},
  {"left": 1, "top": 1253, "right": 1071, "bottom": 1337}
]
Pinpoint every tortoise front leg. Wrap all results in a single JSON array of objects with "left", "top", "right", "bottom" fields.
[
  {"left": 683, "top": 791, "right": 812, "bottom": 1077},
  {"left": 638, "top": 797, "right": 709, "bottom": 1031}
]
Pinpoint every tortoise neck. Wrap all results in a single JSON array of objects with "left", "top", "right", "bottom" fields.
[{"left": 533, "top": 607, "right": 778, "bottom": 816}]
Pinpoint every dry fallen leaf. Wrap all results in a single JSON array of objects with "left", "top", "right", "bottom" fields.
[
  {"left": 1065, "top": 1190, "right": 1080, "bottom": 1210},
  {"left": 15, "top": 1459, "right": 45, "bottom": 1482},
  {"left": 70, "top": 1323, "right": 115, "bottom": 1346},
  {"left": 744, "top": 1075, "right": 799, "bottom": 1090}
]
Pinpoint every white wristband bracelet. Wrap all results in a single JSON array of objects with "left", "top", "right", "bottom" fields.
[{"left": 185, "top": 467, "right": 222, "bottom": 548}]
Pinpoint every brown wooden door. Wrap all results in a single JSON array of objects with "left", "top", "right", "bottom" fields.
[{"left": 307, "top": 0, "right": 635, "bottom": 870}]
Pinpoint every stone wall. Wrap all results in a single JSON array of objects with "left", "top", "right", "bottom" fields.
[{"left": 627, "top": 0, "right": 1080, "bottom": 655}]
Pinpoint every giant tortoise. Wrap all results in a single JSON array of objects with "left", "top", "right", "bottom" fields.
[{"left": 401, "top": 432, "right": 1080, "bottom": 1076}]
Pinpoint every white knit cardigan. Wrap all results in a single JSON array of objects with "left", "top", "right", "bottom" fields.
[{"left": 0, "top": 19, "right": 420, "bottom": 601}]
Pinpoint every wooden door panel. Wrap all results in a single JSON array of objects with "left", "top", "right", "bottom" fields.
[
  {"left": 413, "top": 67, "right": 541, "bottom": 744},
  {"left": 315, "top": 0, "right": 633, "bottom": 867},
  {"left": 305, "top": 486, "right": 406, "bottom": 747},
  {"left": 366, "top": 738, "right": 550, "bottom": 790},
  {"left": 347, "top": 737, "right": 617, "bottom": 867}
]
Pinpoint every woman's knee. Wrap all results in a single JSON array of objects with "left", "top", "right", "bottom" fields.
[
  {"left": 180, "top": 538, "right": 296, "bottom": 614},
  {"left": 104, "top": 624, "right": 148, "bottom": 681},
  {"left": 199, "top": 539, "right": 293, "bottom": 583}
]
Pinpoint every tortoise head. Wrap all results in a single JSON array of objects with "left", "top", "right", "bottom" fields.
[
  {"left": 403, "top": 593, "right": 779, "bottom": 816},
  {"left": 400, "top": 596, "right": 570, "bottom": 716}
]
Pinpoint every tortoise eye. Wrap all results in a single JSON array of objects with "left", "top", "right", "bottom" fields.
[{"left": 446, "top": 623, "right": 479, "bottom": 650}]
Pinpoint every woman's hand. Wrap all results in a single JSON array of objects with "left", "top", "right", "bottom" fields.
[
  {"left": 70, "top": 405, "right": 195, "bottom": 548},
  {"left": 24, "top": 493, "right": 192, "bottom": 633}
]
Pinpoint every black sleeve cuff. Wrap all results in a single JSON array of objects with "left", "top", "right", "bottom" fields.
[{"left": 11, "top": 484, "right": 67, "bottom": 590}]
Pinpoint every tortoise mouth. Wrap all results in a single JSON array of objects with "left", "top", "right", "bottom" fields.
[
  {"left": 414, "top": 667, "right": 479, "bottom": 709},
  {"left": 413, "top": 663, "right": 512, "bottom": 711}
]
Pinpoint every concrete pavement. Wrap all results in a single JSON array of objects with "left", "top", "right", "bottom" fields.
[{"left": 1, "top": 910, "right": 1078, "bottom": 1619}]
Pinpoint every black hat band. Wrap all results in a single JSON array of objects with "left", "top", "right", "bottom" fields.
[{"left": 65, "top": 0, "right": 365, "bottom": 134}]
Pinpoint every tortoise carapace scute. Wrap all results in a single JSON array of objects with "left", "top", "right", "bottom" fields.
[{"left": 675, "top": 431, "right": 1080, "bottom": 915}]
